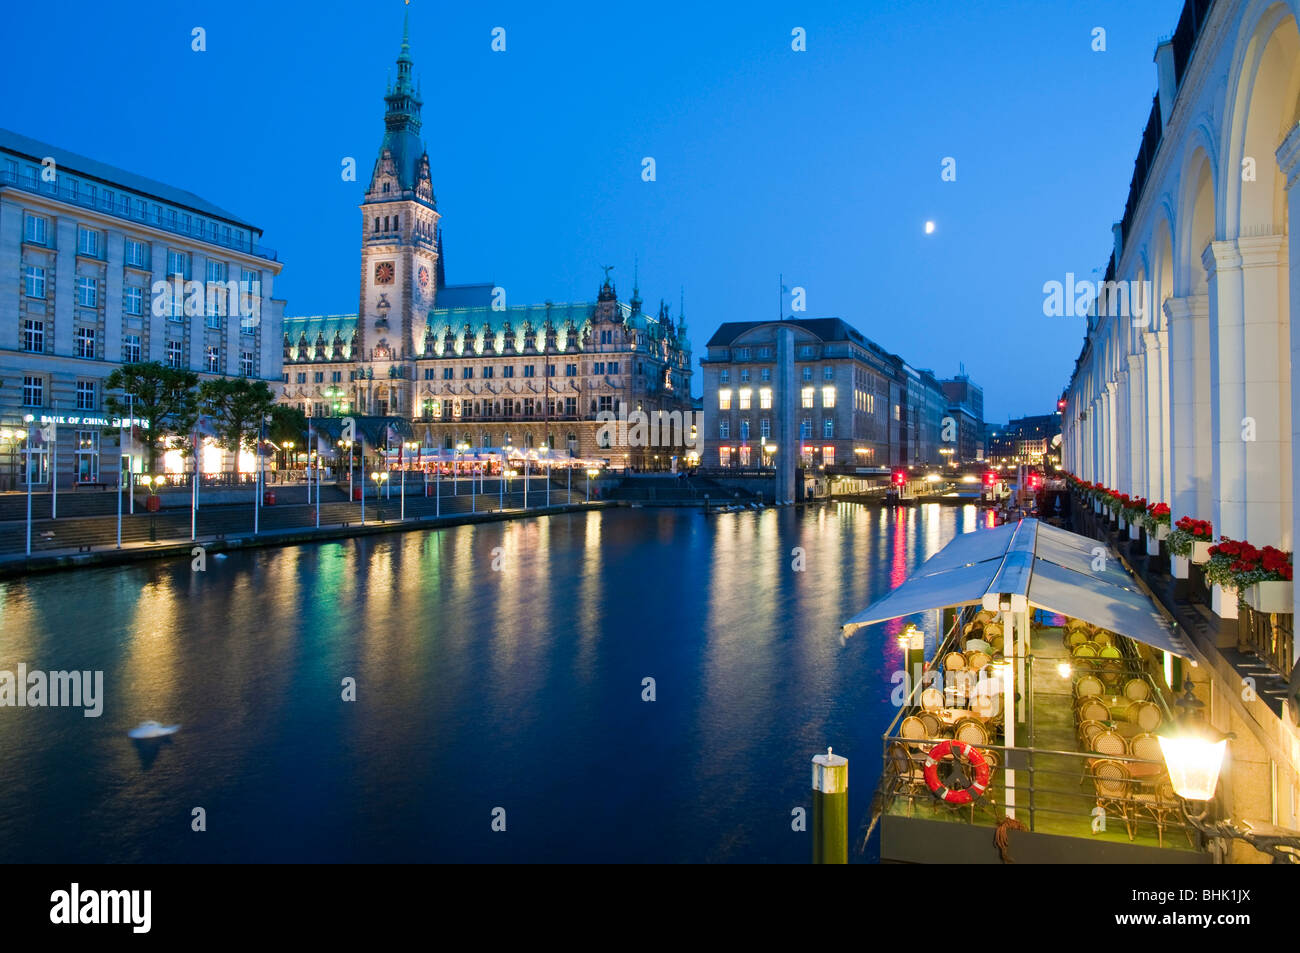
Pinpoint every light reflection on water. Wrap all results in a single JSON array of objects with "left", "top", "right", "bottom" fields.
[{"left": 0, "top": 503, "right": 986, "bottom": 862}]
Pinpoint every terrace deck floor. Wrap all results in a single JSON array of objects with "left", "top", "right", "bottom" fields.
[{"left": 885, "top": 620, "right": 1205, "bottom": 857}]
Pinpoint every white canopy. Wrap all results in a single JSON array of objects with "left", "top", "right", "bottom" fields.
[{"left": 841, "top": 518, "right": 1191, "bottom": 658}]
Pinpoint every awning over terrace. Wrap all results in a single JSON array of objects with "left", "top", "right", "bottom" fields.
[{"left": 841, "top": 518, "right": 1191, "bottom": 658}]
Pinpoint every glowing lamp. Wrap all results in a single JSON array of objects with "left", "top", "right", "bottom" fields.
[{"left": 1157, "top": 735, "right": 1228, "bottom": 802}]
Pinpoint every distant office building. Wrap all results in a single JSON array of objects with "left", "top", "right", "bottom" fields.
[
  {"left": 0, "top": 128, "right": 284, "bottom": 489},
  {"left": 940, "top": 373, "right": 984, "bottom": 422},
  {"left": 700, "top": 317, "right": 982, "bottom": 471},
  {"left": 985, "top": 413, "right": 1061, "bottom": 466},
  {"left": 701, "top": 318, "right": 899, "bottom": 470}
]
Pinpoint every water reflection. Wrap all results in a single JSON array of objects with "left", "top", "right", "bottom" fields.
[{"left": 0, "top": 503, "right": 989, "bottom": 862}]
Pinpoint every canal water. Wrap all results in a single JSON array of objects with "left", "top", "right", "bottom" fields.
[{"left": 0, "top": 503, "right": 990, "bottom": 863}]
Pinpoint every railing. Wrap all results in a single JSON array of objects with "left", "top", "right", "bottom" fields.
[
  {"left": 1239, "top": 605, "right": 1295, "bottom": 680},
  {"left": 0, "top": 170, "right": 278, "bottom": 262}
]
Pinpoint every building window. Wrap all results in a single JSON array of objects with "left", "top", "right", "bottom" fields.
[
  {"left": 296, "top": 372, "right": 307, "bottom": 384},
  {"left": 240, "top": 350, "right": 254, "bottom": 376},
  {"left": 124, "top": 334, "right": 141, "bottom": 363},
  {"left": 593, "top": 361, "right": 605, "bottom": 375},
  {"left": 331, "top": 371, "right": 342, "bottom": 382},
  {"left": 76, "top": 326, "right": 96, "bottom": 359},
  {"left": 760, "top": 418, "right": 771, "bottom": 439},
  {"left": 206, "top": 346, "right": 220, "bottom": 372},
  {"left": 718, "top": 389, "right": 732, "bottom": 411},
  {"left": 22, "top": 320, "right": 44, "bottom": 353},
  {"left": 759, "top": 388, "right": 772, "bottom": 410},
  {"left": 76, "top": 431, "right": 99, "bottom": 483},
  {"left": 76, "top": 380, "right": 95, "bottom": 410},
  {"left": 23, "top": 265, "right": 45, "bottom": 298},
  {"left": 124, "top": 286, "right": 143, "bottom": 315},
  {"left": 823, "top": 365, "right": 834, "bottom": 380},
  {"left": 76, "top": 276, "right": 97, "bottom": 308},
  {"left": 423, "top": 368, "right": 435, "bottom": 380},
  {"left": 761, "top": 367, "right": 771, "bottom": 382},
  {"left": 823, "top": 446, "right": 835, "bottom": 465},
  {"left": 740, "top": 368, "right": 750, "bottom": 383},
  {"left": 125, "top": 239, "right": 149, "bottom": 268},
  {"left": 608, "top": 362, "right": 619, "bottom": 375},
  {"left": 167, "top": 341, "right": 183, "bottom": 367},
  {"left": 800, "top": 418, "right": 812, "bottom": 439},
  {"left": 719, "top": 369, "right": 730, "bottom": 384},
  {"left": 77, "top": 226, "right": 101, "bottom": 258},
  {"left": 736, "top": 348, "right": 751, "bottom": 360},
  {"left": 22, "top": 375, "right": 43, "bottom": 407},
  {"left": 23, "top": 213, "right": 47, "bottom": 245},
  {"left": 523, "top": 365, "right": 535, "bottom": 378},
  {"left": 739, "top": 419, "right": 750, "bottom": 440},
  {"left": 824, "top": 418, "right": 834, "bottom": 438},
  {"left": 206, "top": 312, "right": 222, "bottom": 329},
  {"left": 167, "top": 249, "right": 190, "bottom": 279},
  {"left": 313, "top": 372, "right": 324, "bottom": 383},
  {"left": 822, "top": 386, "right": 836, "bottom": 408},
  {"left": 484, "top": 366, "right": 495, "bottom": 379},
  {"left": 502, "top": 365, "right": 515, "bottom": 378},
  {"left": 463, "top": 367, "right": 473, "bottom": 379},
  {"left": 802, "top": 387, "right": 814, "bottom": 409},
  {"left": 799, "top": 345, "right": 814, "bottom": 358},
  {"left": 442, "top": 367, "right": 454, "bottom": 380},
  {"left": 564, "top": 363, "right": 576, "bottom": 377},
  {"left": 801, "top": 366, "right": 812, "bottom": 382},
  {"left": 719, "top": 420, "right": 730, "bottom": 439},
  {"left": 738, "top": 388, "right": 752, "bottom": 410}
]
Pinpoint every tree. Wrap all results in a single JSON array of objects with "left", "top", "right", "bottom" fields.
[
  {"left": 103, "top": 362, "right": 199, "bottom": 473},
  {"left": 267, "top": 404, "right": 307, "bottom": 468},
  {"left": 198, "top": 377, "right": 277, "bottom": 474}
]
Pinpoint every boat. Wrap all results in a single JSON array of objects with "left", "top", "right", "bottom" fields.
[{"left": 127, "top": 721, "right": 180, "bottom": 739}]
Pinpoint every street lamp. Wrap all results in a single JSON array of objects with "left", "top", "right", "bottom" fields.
[
  {"left": 454, "top": 441, "right": 468, "bottom": 496},
  {"left": 1158, "top": 679, "right": 1300, "bottom": 862},
  {"left": 139, "top": 474, "right": 160, "bottom": 541},
  {"left": 338, "top": 438, "right": 354, "bottom": 500},
  {"left": 401, "top": 440, "right": 418, "bottom": 520},
  {"left": 283, "top": 439, "right": 295, "bottom": 472}
]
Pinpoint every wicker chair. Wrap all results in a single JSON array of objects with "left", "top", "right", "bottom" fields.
[
  {"left": 1077, "top": 698, "right": 1110, "bottom": 723},
  {"left": 1092, "top": 630, "right": 1115, "bottom": 647},
  {"left": 1091, "top": 728, "right": 1128, "bottom": 757},
  {"left": 1131, "top": 776, "right": 1194, "bottom": 848},
  {"left": 944, "top": 651, "right": 968, "bottom": 671},
  {"left": 1074, "top": 674, "right": 1105, "bottom": 699},
  {"left": 1091, "top": 759, "right": 1135, "bottom": 839},
  {"left": 1077, "top": 719, "right": 1107, "bottom": 749},
  {"left": 920, "top": 687, "right": 945, "bottom": 712},
  {"left": 1129, "top": 731, "right": 1163, "bottom": 763},
  {"left": 888, "top": 741, "right": 931, "bottom": 816},
  {"left": 967, "top": 650, "right": 992, "bottom": 672},
  {"left": 1123, "top": 677, "right": 1152, "bottom": 702},
  {"left": 954, "top": 718, "right": 990, "bottom": 746},
  {"left": 918, "top": 711, "right": 943, "bottom": 738},
  {"left": 900, "top": 715, "right": 928, "bottom": 740},
  {"left": 1065, "top": 629, "right": 1089, "bottom": 648},
  {"left": 1128, "top": 700, "right": 1163, "bottom": 732}
]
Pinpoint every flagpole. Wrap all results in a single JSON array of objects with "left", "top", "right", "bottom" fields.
[
  {"left": 255, "top": 417, "right": 263, "bottom": 536},
  {"left": 360, "top": 435, "right": 366, "bottom": 526},
  {"left": 116, "top": 416, "right": 123, "bottom": 549},
  {"left": 50, "top": 406, "right": 57, "bottom": 521},
  {"left": 190, "top": 426, "right": 197, "bottom": 542},
  {"left": 25, "top": 439, "right": 32, "bottom": 556},
  {"left": 127, "top": 394, "right": 134, "bottom": 515}
]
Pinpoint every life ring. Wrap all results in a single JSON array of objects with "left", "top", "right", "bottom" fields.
[{"left": 923, "top": 740, "right": 991, "bottom": 805}]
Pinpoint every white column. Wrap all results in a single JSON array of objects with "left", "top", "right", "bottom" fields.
[
  {"left": 1127, "top": 355, "right": 1146, "bottom": 498},
  {"left": 1275, "top": 123, "right": 1300, "bottom": 661},
  {"left": 1166, "top": 295, "right": 1211, "bottom": 520},
  {"left": 1238, "top": 234, "right": 1290, "bottom": 548},
  {"left": 1204, "top": 240, "right": 1247, "bottom": 542},
  {"left": 1143, "top": 330, "right": 1170, "bottom": 504}
]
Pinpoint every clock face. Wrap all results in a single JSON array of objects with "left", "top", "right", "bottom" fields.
[
  {"left": 374, "top": 261, "right": 395, "bottom": 284},
  {"left": 418, "top": 266, "right": 430, "bottom": 290}
]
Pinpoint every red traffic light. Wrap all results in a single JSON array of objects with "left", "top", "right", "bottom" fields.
[
  {"left": 892, "top": 470, "right": 906, "bottom": 486},
  {"left": 984, "top": 471, "right": 996, "bottom": 486}
]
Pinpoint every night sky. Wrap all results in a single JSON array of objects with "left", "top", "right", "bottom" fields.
[{"left": 2, "top": 0, "right": 1184, "bottom": 421}]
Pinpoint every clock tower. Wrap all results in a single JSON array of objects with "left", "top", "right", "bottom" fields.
[{"left": 356, "top": 14, "right": 440, "bottom": 415}]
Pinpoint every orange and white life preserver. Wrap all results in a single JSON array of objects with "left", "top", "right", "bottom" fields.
[{"left": 923, "top": 740, "right": 991, "bottom": 805}]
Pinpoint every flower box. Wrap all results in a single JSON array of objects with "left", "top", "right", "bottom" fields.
[
  {"left": 1094, "top": 500, "right": 1102, "bottom": 514},
  {"left": 1146, "top": 535, "right": 1161, "bottom": 556},
  {"left": 1172, "top": 555, "right": 1190, "bottom": 579},
  {"left": 1118, "top": 515, "right": 1126, "bottom": 530},
  {"left": 1128, "top": 522, "right": 1140, "bottom": 540},
  {"left": 1244, "top": 580, "right": 1293, "bottom": 615},
  {"left": 1156, "top": 523, "right": 1170, "bottom": 541},
  {"left": 1191, "top": 540, "right": 1213, "bottom": 564},
  {"left": 1211, "top": 584, "right": 1239, "bottom": 620}
]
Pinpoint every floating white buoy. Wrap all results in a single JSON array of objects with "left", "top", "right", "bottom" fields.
[{"left": 128, "top": 721, "right": 180, "bottom": 739}]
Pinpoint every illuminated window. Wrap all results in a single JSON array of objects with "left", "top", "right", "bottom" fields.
[
  {"left": 738, "top": 388, "right": 752, "bottom": 410},
  {"left": 718, "top": 388, "right": 732, "bottom": 410},
  {"left": 759, "top": 387, "right": 772, "bottom": 409},
  {"left": 802, "top": 387, "right": 814, "bottom": 409},
  {"left": 823, "top": 445, "right": 835, "bottom": 465},
  {"left": 822, "top": 386, "right": 836, "bottom": 408}
]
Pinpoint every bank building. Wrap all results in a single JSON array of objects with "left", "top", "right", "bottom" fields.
[{"left": 278, "top": 20, "right": 696, "bottom": 468}]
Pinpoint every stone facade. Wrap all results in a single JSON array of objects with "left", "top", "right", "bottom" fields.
[{"left": 279, "top": 19, "right": 694, "bottom": 468}]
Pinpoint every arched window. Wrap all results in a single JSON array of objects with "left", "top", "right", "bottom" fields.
[
  {"left": 393, "top": 214, "right": 399, "bottom": 230},
  {"left": 525, "top": 433, "right": 534, "bottom": 448}
]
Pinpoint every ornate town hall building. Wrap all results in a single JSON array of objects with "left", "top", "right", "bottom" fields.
[{"left": 279, "top": 20, "right": 694, "bottom": 465}]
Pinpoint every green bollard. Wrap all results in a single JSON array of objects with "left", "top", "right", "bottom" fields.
[{"left": 812, "top": 747, "right": 848, "bottom": 864}]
